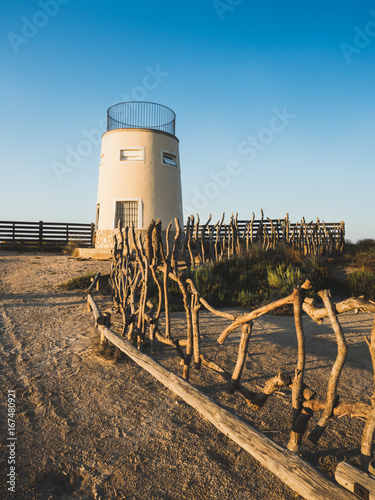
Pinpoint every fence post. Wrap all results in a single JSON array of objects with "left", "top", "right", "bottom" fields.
[
  {"left": 66, "top": 224, "right": 69, "bottom": 244},
  {"left": 39, "top": 221, "right": 43, "bottom": 247},
  {"left": 12, "top": 223, "right": 16, "bottom": 243},
  {"left": 91, "top": 223, "right": 95, "bottom": 248}
]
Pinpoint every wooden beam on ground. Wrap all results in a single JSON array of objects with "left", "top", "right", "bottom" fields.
[
  {"left": 93, "top": 318, "right": 355, "bottom": 498},
  {"left": 87, "top": 293, "right": 105, "bottom": 327},
  {"left": 335, "top": 461, "right": 375, "bottom": 499}
]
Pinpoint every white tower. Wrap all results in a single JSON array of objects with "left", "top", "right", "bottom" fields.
[{"left": 95, "top": 102, "right": 183, "bottom": 248}]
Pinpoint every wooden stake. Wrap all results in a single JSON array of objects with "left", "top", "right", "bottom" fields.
[
  {"left": 288, "top": 288, "right": 307, "bottom": 453},
  {"left": 227, "top": 322, "right": 252, "bottom": 394},
  {"left": 309, "top": 290, "right": 348, "bottom": 445}
]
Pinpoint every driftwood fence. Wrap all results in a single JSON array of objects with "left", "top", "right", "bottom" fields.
[
  {"left": 182, "top": 211, "right": 345, "bottom": 261},
  {"left": 86, "top": 218, "right": 375, "bottom": 499},
  {"left": 0, "top": 220, "right": 95, "bottom": 247}
]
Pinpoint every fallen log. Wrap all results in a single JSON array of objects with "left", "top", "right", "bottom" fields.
[{"left": 335, "top": 461, "right": 375, "bottom": 499}]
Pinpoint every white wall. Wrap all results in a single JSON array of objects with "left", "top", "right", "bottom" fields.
[{"left": 96, "top": 128, "right": 183, "bottom": 230}]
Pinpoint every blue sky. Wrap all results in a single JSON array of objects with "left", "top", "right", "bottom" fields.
[{"left": 1, "top": 0, "right": 374, "bottom": 241}]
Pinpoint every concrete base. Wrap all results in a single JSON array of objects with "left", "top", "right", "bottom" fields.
[{"left": 73, "top": 248, "right": 112, "bottom": 260}]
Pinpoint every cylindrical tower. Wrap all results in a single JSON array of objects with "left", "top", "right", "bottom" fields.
[{"left": 95, "top": 102, "right": 183, "bottom": 249}]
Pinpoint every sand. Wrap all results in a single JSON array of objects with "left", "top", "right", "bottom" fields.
[{"left": 0, "top": 251, "right": 374, "bottom": 499}]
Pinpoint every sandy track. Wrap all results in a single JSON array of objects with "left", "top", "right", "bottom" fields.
[{"left": 0, "top": 251, "right": 374, "bottom": 499}]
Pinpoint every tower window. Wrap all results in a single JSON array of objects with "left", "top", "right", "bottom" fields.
[
  {"left": 162, "top": 151, "right": 177, "bottom": 167},
  {"left": 120, "top": 148, "right": 144, "bottom": 162},
  {"left": 115, "top": 201, "right": 139, "bottom": 228},
  {"left": 95, "top": 203, "right": 100, "bottom": 230}
]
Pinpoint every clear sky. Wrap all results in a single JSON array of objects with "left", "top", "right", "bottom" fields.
[{"left": 1, "top": 0, "right": 374, "bottom": 242}]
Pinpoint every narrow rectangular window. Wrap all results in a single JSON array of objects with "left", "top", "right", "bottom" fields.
[
  {"left": 162, "top": 152, "right": 177, "bottom": 167},
  {"left": 115, "top": 201, "right": 139, "bottom": 228},
  {"left": 120, "top": 148, "right": 144, "bottom": 162},
  {"left": 95, "top": 203, "right": 100, "bottom": 230}
]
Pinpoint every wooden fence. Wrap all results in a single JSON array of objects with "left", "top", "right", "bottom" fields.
[
  {"left": 183, "top": 211, "right": 345, "bottom": 259},
  {"left": 0, "top": 220, "right": 95, "bottom": 247},
  {"left": 86, "top": 218, "right": 375, "bottom": 499}
]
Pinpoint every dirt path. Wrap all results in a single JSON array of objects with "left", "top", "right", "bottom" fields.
[{"left": 0, "top": 251, "right": 374, "bottom": 499}]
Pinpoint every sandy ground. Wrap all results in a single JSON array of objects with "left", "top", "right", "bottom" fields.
[{"left": 0, "top": 251, "right": 374, "bottom": 500}]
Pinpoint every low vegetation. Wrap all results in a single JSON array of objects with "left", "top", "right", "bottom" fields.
[
  {"left": 3, "top": 238, "right": 374, "bottom": 304},
  {"left": 0, "top": 239, "right": 86, "bottom": 254},
  {"left": 59, "top": 272, "right": 97, "bottom": 290},
  {"left": 340, "top": 239, "right": 375, "bottom": 300},
  {"left": 155, "top": 244, "right": 339, "bottom": 312},
  {"left": 0, "top": 241, "right": 66, "bottom": 253},
  {"left": 156, "top": 240, "right": 375, "bottom": 312}
]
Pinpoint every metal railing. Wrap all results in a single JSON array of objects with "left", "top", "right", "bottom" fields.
[{"left": 107, "top": 101, "right": 176, "bottom": 136}]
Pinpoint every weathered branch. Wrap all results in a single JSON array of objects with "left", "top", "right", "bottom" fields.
[
  {"left": 303, "top": 296, "right": 375, "bottom": 324},
  {"left": 227, "top": 322, "right": 252, "bottom": 394},
  {"left": 309, "top": 290, "right": 348, "bottom": 445},
  {"left": 217, "top": 280, "right": 311, "bottom": 344}
]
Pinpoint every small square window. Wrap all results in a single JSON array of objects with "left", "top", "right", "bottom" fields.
[
  {"left": 120, "top": 148, "right": 144, "bottom": 162},
  {"left": 162, "top": 152, "right": 177, "bottom": 167}
]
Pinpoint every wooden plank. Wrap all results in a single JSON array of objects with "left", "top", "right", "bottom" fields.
[
  {"left": 335, "top": 462, "right": 375, "bottom": 499},
  {"left": 0, "top": 221, "right": 40, "bottom": 226},
  {"left": 94, "top": 319, "right": 355, "bottom": 499},
  {"left": 1, "top": 227, "right": 39, "bottom": 232},
  {"left": 43, "top": 222, "right": 93, "bottom": 227}
]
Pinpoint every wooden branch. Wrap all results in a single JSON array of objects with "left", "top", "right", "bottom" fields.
[
  {"left": 200, "top": 353, "right": 256, "bottom": 403},
  {"left": 309, "top": 291, "right": 348, "bottom": 445},
  {"left": 365, "top": 317, "right": 375, "bottom": 407},
  {"left": 248, "top": 372, "right": 292, "bottom": 410},
  {"left": 288, "top": 287, "right": 307, "bottom": 452},
  {"left": 170, "top": 268, "right": 193, "bottom": 380},
  {"left": 191, "top": 292, "right": 201, "bottom": 369},
  {"left": 186, "top": 278, "right": 236, "bottom": 320},
  {"left": 335, "top": 462, "right": 375, "bottom": 499},
  {"left": 199, "top": 353, "right": 230, "bottom": 380},
  {"left": 217, "top": 280, "right": 311, "bottom": 344},
  {"left": 87, "top": 272, "right": 101, "bottom": 293},
  {"left": 93, "top": 319, "right": 355, "bottom": 498},
  {"left": 303, "top": 296, "right": 375, "bottom": 324},
  {"left": 227, "top": 322, "right": 252, "bottom": 394},
  {"left": 303, "top": 399, "right": 371, "bottom": 419},
  {"left": 361, "top": 317, "right": 375, "bottom": 470},
  {"left": 154, "top": 328, "right": 185, "bottom": 360},
  {"left": 361, "top": 408, "right": 375, "bottom": 471}
]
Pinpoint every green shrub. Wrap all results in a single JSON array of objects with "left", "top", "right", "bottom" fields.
[
  {"left": 59, "top": 272, "right": 97, "bottom": 290},
  {"left": 267, "top": 263, "right": 304, "bottom": 297},
  {"left": 346, "top": 270, "right": 375, "bottom": 300},
  {"left": 342, "top": 239, "right": 375, "bottom": 271}
]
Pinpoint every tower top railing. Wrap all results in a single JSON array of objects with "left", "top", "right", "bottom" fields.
[{"left": 107, "top": 102, "right": 176, "bottom": 136}]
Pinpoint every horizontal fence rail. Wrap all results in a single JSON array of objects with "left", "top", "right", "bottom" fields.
[{"left": 0, "top": 221, "right": 95, "bottom": 247}]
